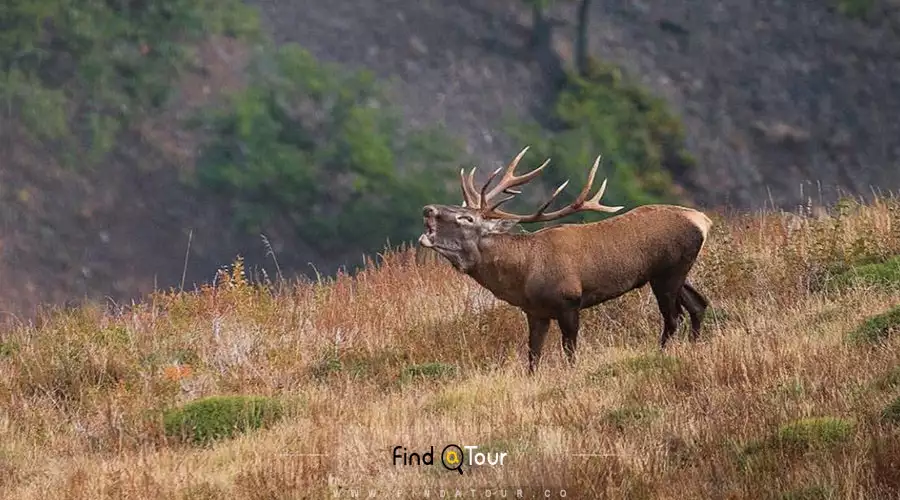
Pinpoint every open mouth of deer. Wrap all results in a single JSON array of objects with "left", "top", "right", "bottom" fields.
[{"left": 418, "top": 217, "right": 437, "bottom": 248}]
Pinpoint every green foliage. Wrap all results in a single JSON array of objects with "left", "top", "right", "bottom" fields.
[
  {"left": 400, "top": 362, "right": 459, "bottom": 383},
  {"left": 704, "top": 307, "right": 730, "bottom": 326},
  {"left": 827, "top": 256, "right": 900, "bottom": 293},
  {"left": 196, "top": 45, "right": 462, "bottom": 254},
  {"left": 833, "top": 0, "right": 876, "bottom": 19},
  {"left": 0, "top": 341, "right": 20, "bottom": 357},
  {"left": 738, "top": 417, "right": 854, "bottom": 471},
  {"left": 522, "top": 0, "right": 555, "bottom": 9},
  {"left": 846, "top": 305, "right": 900, "bottom": 345},
  {"left": 163, "top": 395, "right": 283, "bottom": 445},
  {"left": 92, "top": 325, "right": 130, "bottom": 346},
  {"left": 508, "top": 60, "right": 693, "bottom": 225},
  {"left": 873, "top": 366, "right": 900, "bottom": 391},
  {"left": 604, "top": 405, "right": 660, "bottom": 430},
  {"left": 774, "top": 417, "right": 855, "bottom": 451},
  {"left": 882, "top": 396, "right": 900, "bottom": 425},
  {"left": 0, "top": 0, "right": 260, "bottom": 163},
  {"left": 590, "top": 353, "right": 682, "bottom": 381},
  {"left": 779, "top": 485, "right": 836, "bottom": 500},
  {"left": 310, "top": 346, "right": 410, "bottom": 383}
]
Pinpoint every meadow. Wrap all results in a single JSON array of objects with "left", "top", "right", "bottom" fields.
[{"left": 1, "top": 198, "right": 900, "bottom": 499}]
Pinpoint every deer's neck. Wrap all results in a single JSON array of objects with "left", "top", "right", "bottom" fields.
[{"left": 467, "top": 234, "right": 534, "bottom": 305}]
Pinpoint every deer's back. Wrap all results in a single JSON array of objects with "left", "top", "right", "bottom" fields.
[{"left": 532, "top": 204, "right": 711, "bottom": 303}]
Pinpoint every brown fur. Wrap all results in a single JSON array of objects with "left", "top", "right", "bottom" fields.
[{"left": 420, "top": 203, "right": 713, "bottom": 373}]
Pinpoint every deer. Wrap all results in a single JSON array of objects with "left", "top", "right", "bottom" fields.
[{"left": 418, "top": 147, "right": 713, "bottom": 373}]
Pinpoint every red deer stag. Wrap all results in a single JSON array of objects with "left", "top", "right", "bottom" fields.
[{"left": 418, "top": 147, "right": 713, "bottom": 373}]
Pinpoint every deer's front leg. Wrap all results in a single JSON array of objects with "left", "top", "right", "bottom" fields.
[
  {"left": 526, "top": 312, "right": 551, "bottom": 374},
  {"left": 557, "top": 309, "right": 580, "bottom": 366}
]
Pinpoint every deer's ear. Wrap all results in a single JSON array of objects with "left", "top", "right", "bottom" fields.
[{"left": 483, "top": 218, "right": 519, "bottom": 235}]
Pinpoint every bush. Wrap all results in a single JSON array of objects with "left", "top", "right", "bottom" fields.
[
  {"left": 590, "top": 353, "right": 682, "bottom": 381},
  {"left": 882, "top": 397, "right": 900, "bottom": 425},
  {"left": 400, "top": 362, "right": 459, "bottom": 383},
  {"left": 873, "top": 366, "right": 900, "bottom": 391},
  {"left": 604, "top": 405, "right": 660, "bottom": 430},
  {"left": 846, "top": 305, "right": 900, "bottom": 345},
  {"left": 310, "top": 347, "right": 410, "bottom": 384},
  {"left": 0, "top": 0, "right": 260, "bottom": 162},
  {"left": 704, "top": 307, "right": 730, "bottom": 326},
  {"left": 827, "top": 256, "right": 900, "bottom": 293},
  {"left": 195, "top": 45, "right": 462, "bottom": 254},
  {"left": 739, "top": 417, "right": 855, "bottom": 470},
  {"left": 779, "top": 485, "right": 836, "bottom": 500},
  {"left": 507, "top": 60, "right": 693, "bottom": 225},
  {"left": 774, "top": 417, "right": 854, "bottom": 451},
  {"left": 833, "top": 0, "right": 876, "bottom": 19},
  {"left": 163, "top": 395, "right": 283, "bottom": 445}
]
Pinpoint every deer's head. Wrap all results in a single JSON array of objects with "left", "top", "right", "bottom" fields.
[{"left": 419, "top": 147, "right": 624, "bottom": 272}]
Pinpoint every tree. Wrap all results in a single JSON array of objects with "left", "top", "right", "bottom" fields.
[
  {"left": 575, "top": 0, "right": 593, "bottom": 76},
  {"left": 524, "top": 0, "right": 554, "bottom": 49},
  {"left": 522, "top": 0, "right": 594, "bottom": 77}
]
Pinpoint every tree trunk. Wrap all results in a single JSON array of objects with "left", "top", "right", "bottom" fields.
[
  {"left": 531, "top": 3, "right": 552, "bottom": 49},
  {"left": 575, "top": 0, "right": 593, "bottom": 76}
]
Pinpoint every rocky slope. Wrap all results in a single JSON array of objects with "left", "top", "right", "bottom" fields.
[{"left": 252, "top": 0, "right": 900, "bottom": 209}]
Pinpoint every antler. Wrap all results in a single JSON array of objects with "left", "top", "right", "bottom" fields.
[
  {"left": 458, "top": 149, "right": 624, "bottom": 223},
  {"left": 500, "top": 154, "right": 624, "bottom": 222},
  {"left": 482, "top": 147, "right": 551, "bottom": 204},
  {"left": 457, "top": 146, "right": 549, "bottom": 209}
]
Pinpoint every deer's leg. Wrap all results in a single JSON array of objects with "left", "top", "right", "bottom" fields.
[
  {"left": 526, "top": 313, "right": 551, "bottom": 374},
  {"left": 557, "top": 309, "right": 580, "bottom": 367},
  {"left": 651, "top": 277, "right": 685, "bottom": 349},
  {"left": 679, "top": 282, "right": 709, "bottom": 341}
]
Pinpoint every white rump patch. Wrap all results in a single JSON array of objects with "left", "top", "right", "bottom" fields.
[
  {"left": 683, "top": 210, "right": 713, "bottom": 240},
  {"left": 678, "top": 208, "right": 713, "bottom": 254}
]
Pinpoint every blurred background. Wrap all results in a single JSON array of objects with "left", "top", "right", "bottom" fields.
[{"left": 1, "top": 0, "right": 898, "bottom": 316}]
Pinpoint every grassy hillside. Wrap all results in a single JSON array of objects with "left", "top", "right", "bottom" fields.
[{"left": 0, "top": 199, "right": 899, "bottom": 498}]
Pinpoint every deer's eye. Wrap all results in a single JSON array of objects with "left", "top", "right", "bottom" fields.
[{"left": 456, "top": 214, "right": 475, "bottom": 224}]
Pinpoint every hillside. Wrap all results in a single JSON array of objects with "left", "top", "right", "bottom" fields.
[
  {"left": 0, "top": 201, "right": 898, "bottom": 498},
  {"left": 253, "top": 0, "right": 900, "bottom": 208},
  {"left": 2, "top": 0, "right": 900, "bottom": 318},
  {"left": 0, "top": 2, "right": 464, "bottom": 317}
]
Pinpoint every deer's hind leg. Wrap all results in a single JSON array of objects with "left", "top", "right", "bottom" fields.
[
  {"left": 679, "top": 282, "right": 709, "bottom": 341},
  {"left": 651, "top": 275, "right": 687, "bottom": 349}
]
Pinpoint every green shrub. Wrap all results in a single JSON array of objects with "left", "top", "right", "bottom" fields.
[
  {"left": 739, "top": 417, "right": 854, "bottom": 471},
  {"left": 833, "top": 0, "right": 876, "bottom": 19},
  {"left": 882, "top": 396, "right": 900, "bottom": 425},
  {"left": 507, "top": 60, "right": 693, "bottom": 225},
  {"left": 590, "top": 353, "right": 682, "bottom": 381},
  {"left": 605, "top": 405, "right": 660, "bottom": 430},
  {"left": 400, "top": 362, "right": 458, "bottom": 383},
  {"left": 873, "top": 366, "right": 900, "bottom": 391},
  {"left": 846, "top": 306, "right": 900, "bottom": 345},
  {"left": 827, "top": 256, "right": 900, "bottom": 292},
  {"left": 774, "top": 417, "right": 854, "bottom": 451},
  {"left": 195, "top": 45, "right": 462, "bottom": 254},
  {"left": 163, "top": 395, "right": 283, "bottom": 445},
  {"left": 1, "top": 0, "right": 260, "bottom": 163},
  {"left": 0, "top": 341, "right": 19, "bottom": 357},
  {"left": 704, "top": 307, "right": 730, "bottom": 326},
  {"left": 310, "top": 347, "right": 410, "bottom": 383},
  {"left": 779, "top": 485, "right": 836, "bottom": 500}
]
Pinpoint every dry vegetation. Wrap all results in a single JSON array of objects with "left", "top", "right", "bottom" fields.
[{"left": 1, "top": 199, "right": 900, "bottom": 499}]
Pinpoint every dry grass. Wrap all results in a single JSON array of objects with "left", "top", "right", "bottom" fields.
[{"left": 1, "top": 198, "right": 900, "bottom": 499}]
